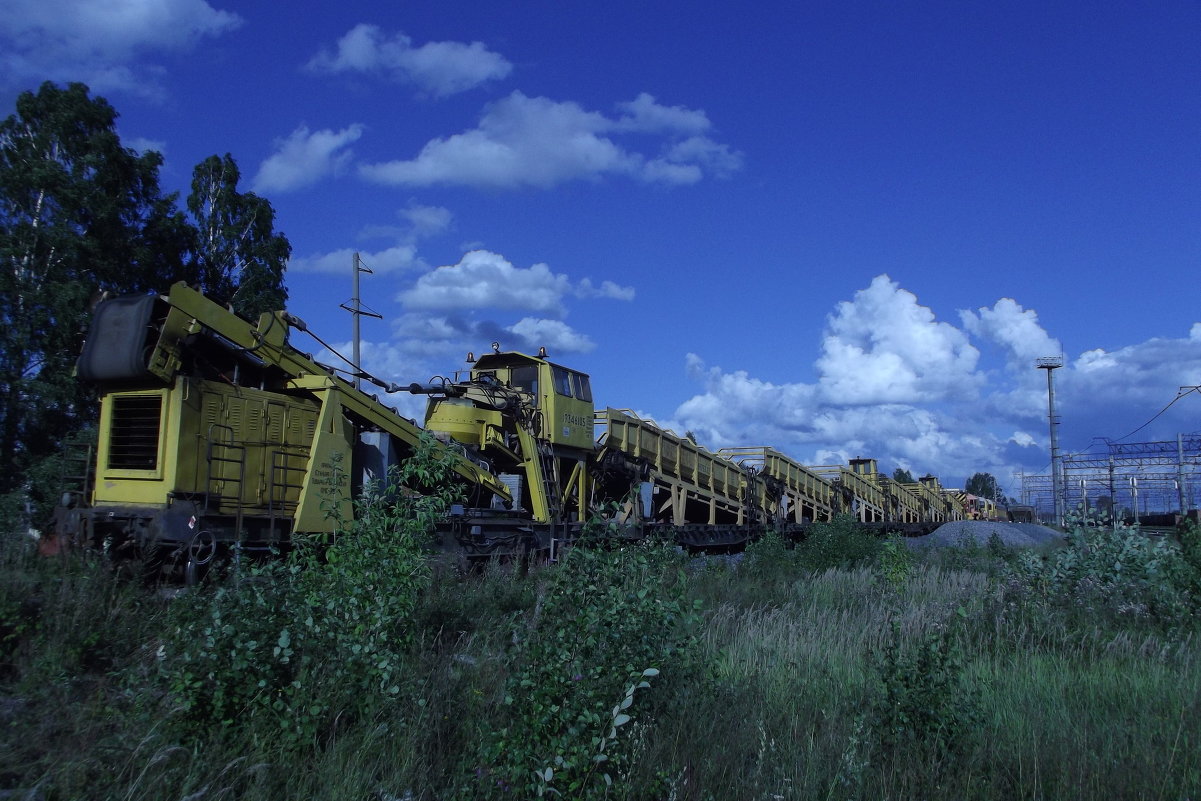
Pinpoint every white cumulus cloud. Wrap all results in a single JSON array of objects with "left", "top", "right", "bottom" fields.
[
  {"left": 506, "top": 318, "right": 596, "bottom": 354},
  {"left": 667, "top": 277, "right": 1201, "bottom": 489},
  {"left": 816, "top": 275, "right": 982, "bottom": 405},
  {"left": 359, "top": 91, "right": 742, "bottom": 189},
  {"left": 400, "top": 250, "right": 634, "bottom": 315},
  {"left": 289, "top": 244, "right": 421, "bottom": 275},
  {"left": 0, "top": 0, "right": 242, "bottom": 97},
  {"left": 398, "top": 204, "right": 453, "bottom": 238},
  {"left": 289, "top": 203, "right": 453, "bottom": 274},
  {"left": 252, "top": 124, "right": 365, "bottom": 193},
  {"left": 402, "top": 251, "right": 571, "bottom": 314},
  {"left": 306, "top": 24, "right": 512, "bottom": 97},
  {"left": 959, "top": 297, "right": 1061, "bottom": 369},
  {"left": 575, "top": 278, "right": 636, "bottom": 302},
  {"left": 325, "top": 249, "right": 632, "bottom": 374}
]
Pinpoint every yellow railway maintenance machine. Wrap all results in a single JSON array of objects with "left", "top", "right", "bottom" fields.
[
  {"left": 414, "top": 346, "right": 600, "bottom": 560},
  {"left": 55, "top": 283, "right": 512, "bottom": 582}
]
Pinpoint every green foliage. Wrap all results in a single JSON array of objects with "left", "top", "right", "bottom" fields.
[
  {"left": 873, "top": 535, "right": 915, "bottom": 591},
  {"left": 892, "top": 467, "right": 915, "bottom": 484},
  {"left": 0, "top": 82, "right": 192, "bottom": 495},
  {"left": 0, "top": 83, "right": 290, "bottom": 511},
  {"left": 867, "top": 609, "right": 981, "bottom": 764},
  {"left": 965, "top": 471, "right": 1001, "bottom": 500},
  {"left": 186, "top": 154, "right": 290, "bottom": 319},
  {"left": 0, "top": 532, "right": 39, "bottom": 673},
  {"left": 159, "top": 435, "right": 459, "bottom": 748},
  {"left": 795, "top": 514, "right": 882, "bottom": 572},
  {"left": 922, "top": 530, "right": 1017, "bottom": 576},
  {"left": 6, "top": 519, "right": 1201, "bottom": 800},
  {"left": 0, "top": 524, "right": 161, "bottom": 687},
  {"left": 1178, "top": 522, "right": 1201, "bottom": 596},
  {"left": 1002, "top": 519, "right": 1201, "bottom": 631},
  {"left": 741, "top": 528, "right": 794, "bottom": 574},
  {"left": 478, "top": 542, "right": 700, "bottom": 798}
]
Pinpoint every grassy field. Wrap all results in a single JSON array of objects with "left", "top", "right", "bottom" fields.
[{"left": 1, "top": 516, "right": 1199, "bottom": 800}]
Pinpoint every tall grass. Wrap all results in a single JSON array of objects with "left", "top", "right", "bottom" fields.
[{"left": 2, "top": 519, "right": 1199, "bottom": 800}]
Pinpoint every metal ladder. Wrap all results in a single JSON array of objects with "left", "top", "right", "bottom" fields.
[
  {"left": 59, "top": 438, "right": 95, "bottom": 506},
  {"left": 267, "top": 449, "right": 305, "bottom": 541},
  {"left": 205, "top": 424, "right": 246, "bottom": 537},
  {"left": 535, "top": 439, "right": 561, "bottom": 522}
]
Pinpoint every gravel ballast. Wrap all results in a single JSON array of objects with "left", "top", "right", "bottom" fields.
[{"left": 911, "top": 519, "right": 1064, "bottom": 549}]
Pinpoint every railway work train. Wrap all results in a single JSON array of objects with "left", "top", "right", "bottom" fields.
[{"left": 51, "top": 283, "right": 983, "bottom": 580}]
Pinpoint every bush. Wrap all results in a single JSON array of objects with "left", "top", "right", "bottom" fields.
[
  {"left": 740, "top": 528, "right": 797, "bottom": 582},
  {"left": 874, "top": 535, "right": 915, "bottom": 591},
  {"left": 864, "top": 608, "right": 982, "bottom": 788},
  {"left": 921, "top": 531, "right": 1018, "bottom": 576},
  {"left": 1002, "top": 521, "right": 1201, "bottom": 631},
  {"left": 795, "top": 514, "right": 881, "bottom": 572},
  {"left": 476, "top": 542, "right": 700, "bottom": 798},
  {"left": 159, "top": 434, "right": 460, "bottom": 748}
]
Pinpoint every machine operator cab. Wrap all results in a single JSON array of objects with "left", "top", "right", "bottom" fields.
[
  {"left": 423, "top": 349, "right": 595, "bottom": 452},
  {"left": 421, "top": 349, "right": 595, "bottom": 526}
]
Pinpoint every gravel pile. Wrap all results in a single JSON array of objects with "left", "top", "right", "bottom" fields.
[{"left": 911, "top": 520, "right": 1064, "bottom": 549}]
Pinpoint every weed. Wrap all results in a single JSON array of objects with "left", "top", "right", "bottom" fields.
[
  {"left": 1002, "top": 520, "right": 1201, "bottom": 632},
  {"left": 795, "top": 515, "right": 881, "bottom": 572},
  {"left": 477, "top": 542, "right": 700, "bottom": 798},
  {"left": 866, "top": 607, "right": 981, "bottom": 772},
  {"left": 158, "top": 433, "right": 461, "bottom": 749},
  {"left": 873, "top": 536, "right": 914, "bottom": 592}
]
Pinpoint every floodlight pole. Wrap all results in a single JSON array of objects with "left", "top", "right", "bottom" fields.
[{"left": 1037, "top": 356, "right": 1065, "bottom": 526}]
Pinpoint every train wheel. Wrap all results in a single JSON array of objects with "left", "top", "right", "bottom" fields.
[
  {"left": 183, "top": 531, "right": 217, "bottom": 586},
  {"left": 187, "top": 530, "right": 217, "bottom": 566}
]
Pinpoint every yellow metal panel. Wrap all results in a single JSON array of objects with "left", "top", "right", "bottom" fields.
[
  {"left": 720, "top": 446, "right": 837, "bottom": 524},
  {"left": 290, "top": 374, "right": 512, "bottom": 502},
  {"left": 293, "top": 386, "right": 354, "bottom": 532},
  {"left": 598, "top": 409, "right": 751, "bottom": 525},
  {"left": 93, "top": 389, "right": 171, "bottom": 507}
]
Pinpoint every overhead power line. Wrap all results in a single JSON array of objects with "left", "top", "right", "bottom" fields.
[{"left": 1112, "top": 385, "right": 1201, "bottom": 443}]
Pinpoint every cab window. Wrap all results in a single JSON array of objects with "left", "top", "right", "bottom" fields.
[
  {"left": 552, "top": 366, "right": 573, "bottom": 397},
  {"left": 510, "top": 365, "right": 539, "bottom": 405},
  {"left": 572, "top": 373, "right": 592, "bottom": 402}
]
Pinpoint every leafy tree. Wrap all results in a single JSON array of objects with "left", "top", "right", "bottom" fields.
[
  {"left": 965, "top": 472, "right": 1001, "bottom": 500},
  {"left": 0, "top": 82, "right": 193, "bottom": 499},
  {"left": 187, "top": 154, "right": 289, "bottom": 319},
  {"left": 0, "top": 83, "right": 292, "bottom": 517},
  {"left": 893, "top": 467, "right": 915, "bottom": 484}
]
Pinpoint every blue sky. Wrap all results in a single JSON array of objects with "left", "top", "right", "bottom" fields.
[{"left": 3, "top": 0, "right": 1200, "bottom": 496}]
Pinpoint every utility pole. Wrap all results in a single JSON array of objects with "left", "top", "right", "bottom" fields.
[
  {"left": 1037, "top": 356, "right": 1065, "bottom": 526},
  {"left": 1178, "top": 433, "right": 1188, "bottom": 514},
  {"left": 1108, "top": 455, "right": 1117, "bottom": 531},
  {"left": 340, "top": 252, "right": 383, "bottom": 390},
  {"left": 1130, "top": 476, "right": 1139, "bottom": 525}
]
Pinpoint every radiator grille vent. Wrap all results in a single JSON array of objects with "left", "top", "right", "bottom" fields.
[{"left": 108, "top": 395, "right": 162, "bottom": 470}]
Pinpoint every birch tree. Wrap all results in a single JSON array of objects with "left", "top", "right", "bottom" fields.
[
  {"left": 187, "top": 154, "right": 289, "bottom": 319},
  {"left": 0, "top": 82, "right": 191, "bottom": 497}
]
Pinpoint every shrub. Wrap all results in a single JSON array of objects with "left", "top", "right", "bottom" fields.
[
  {"left": 874, "top": 535, "right": 915, "bottom": 591},
  {"left": 159, "top": 433, "right": 460, "bottom": 748},
  {"left": 866, "top": 608, "right": 981, "bottom": 766},
  {"left": 921, "top": 531, "right": 1018, "bottom": 576},
  {"left": 795, "top": 514, "right": 881, "bottom": 572},
  {"left": 477, "top": 542, "right": 700, "bottom": 798},
  {"left": 1002, "top": 520, "right": 1201, "bottom": 631},
  {"left": 739, "top": 528, "right": 796, "bottom": 584}
]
